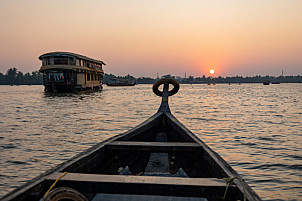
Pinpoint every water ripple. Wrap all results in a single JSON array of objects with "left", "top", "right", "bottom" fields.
[{"left": 0, "top": 84, "right": 301, "bottom": 200}]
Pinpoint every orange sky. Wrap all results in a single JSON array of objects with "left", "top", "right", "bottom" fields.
[{"left": 0, "top": 0, "right": 301, "bottom": 77}]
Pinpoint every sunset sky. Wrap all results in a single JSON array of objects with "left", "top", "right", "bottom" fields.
[{"left": 0, "top": 0, "right": 301, "bottom": 77}]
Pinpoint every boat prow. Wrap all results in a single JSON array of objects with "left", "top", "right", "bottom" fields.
[{"left": 2, "top": 78, "right": 261, "bottom": 201}]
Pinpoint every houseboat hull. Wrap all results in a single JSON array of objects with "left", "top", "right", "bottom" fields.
[{"left": 42, "top": 67, "right": 103, "bottom": 92}]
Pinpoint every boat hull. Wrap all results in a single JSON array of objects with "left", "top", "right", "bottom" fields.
[{"left": 1, "top": 79, "right": 261, "bottom": 201}]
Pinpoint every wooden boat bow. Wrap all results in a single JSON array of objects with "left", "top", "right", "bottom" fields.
[{"left": 1, "top": 78, "right": 262, "bottom": 201}]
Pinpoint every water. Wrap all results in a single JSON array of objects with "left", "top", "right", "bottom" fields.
[{"left": 0, "top": 84, "right": 301, "bottom": 200}]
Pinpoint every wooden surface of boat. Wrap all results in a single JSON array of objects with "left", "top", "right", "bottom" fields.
[{"left": 2, "top": 78, "right": 261, "bottom": 201}]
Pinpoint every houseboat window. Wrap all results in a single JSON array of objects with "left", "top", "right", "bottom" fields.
[
  {"left": 76, "top": 59, "right": 80, "bottom": 66},
  {"left": 87, "top": 73, "right": 90, "bottom": 81},
  {"left": 69, "top": 58, "right": 75, "bottom": 65},
  {"left": 54, "top": 57, "right": 68, "bottom": 65},
  {"left": 42, "top": 58, "right": 50, "bottom": 65},
  {"left": 48, "top": 73, "right": 64, "bottom": 82},
  {"left": 50, "top": 57, "right": 54, "bottom": 65}
]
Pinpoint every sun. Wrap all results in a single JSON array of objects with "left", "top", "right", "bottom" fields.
[{"left": 210, "top": 69, "right": 215, "bottom": 74}]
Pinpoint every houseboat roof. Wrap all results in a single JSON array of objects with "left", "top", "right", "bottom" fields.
[{"left": 39, "top": 52, "right": 106, "bottom": 65}]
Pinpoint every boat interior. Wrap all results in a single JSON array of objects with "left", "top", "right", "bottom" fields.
[
  {"left": 63, "top": 113, "right": 228, "bottom": 179},
  {"left": 42, "top": 113, "right": 242, "bottom": 201}
]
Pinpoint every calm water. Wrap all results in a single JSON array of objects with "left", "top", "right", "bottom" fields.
[{"left": 0, "top": 84, "right": 301, "bottom": 200}]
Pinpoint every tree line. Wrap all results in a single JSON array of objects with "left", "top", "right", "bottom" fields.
[
  {"left": 182, "top": 75, "right": 302, "bottom": 84},
  {"left": 0, "top": 68, "right": 301, "bottom": 85},
  {"left": 0, "top": 68, "right": 42, "bottom": 85},
  {"left": 105, "top": 74, "right": 302, "bottom": 84}
]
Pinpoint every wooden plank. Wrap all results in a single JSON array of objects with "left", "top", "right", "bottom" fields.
[
  {"left": 106, "top": 141, "right": 201, "bottom": 152},
  {"left": 91, "top": 193, "right": 208, "bottom": 201},
  {"left": 46, "top": 172, "right": 236, "bottom": 199},
  {"left": 144, "top": 133, "right": 169, "bottom": 173},
  {"left": 47, "top": 172, "right": 227, "bottom": 187}
]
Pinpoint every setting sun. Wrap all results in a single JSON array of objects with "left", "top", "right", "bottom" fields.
[{"left": 210, "top": 69, "right": 215, "bottom": 74}]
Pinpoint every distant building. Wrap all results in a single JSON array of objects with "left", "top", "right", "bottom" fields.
[
  {"left": 175, "top": 76, "right": 182, "bottom": 81},
  {"left": 161, "top": 74, "right": 182, "bottom": 82},
  {"left": 162, "top": 74, "right": 172, "bottom": 78}
]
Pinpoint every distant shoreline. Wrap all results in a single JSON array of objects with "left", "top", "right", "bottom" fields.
[
  {"left": 1, "top": 68, "right": 301, "bottom": 85},
  {"left": 1, "top": 82, "right": 301, "bottom": 86},
  {"left": 104, "top": 74, "right": 302, "bottom": 84}
]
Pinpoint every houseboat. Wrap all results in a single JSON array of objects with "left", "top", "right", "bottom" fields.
[
  {"left": 106, "top": 78, "right": 136, "bottom": 86},
  {"left": 39, "top": 52, "right": 106, "bottom": 92}
]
